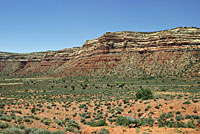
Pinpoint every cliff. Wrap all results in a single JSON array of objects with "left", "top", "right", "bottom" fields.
[{"left": 0, "top": 27, "right": 199, "bottom": 78}]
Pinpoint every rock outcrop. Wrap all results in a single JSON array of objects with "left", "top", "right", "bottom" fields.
[{"left": 0, "top": 27, "right": 199, "bottom": 77}]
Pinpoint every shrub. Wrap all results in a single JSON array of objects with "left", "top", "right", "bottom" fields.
[
  {"left": 65, "top": 127, "right": 77, "bottom": 133},
  {"left": 193, "top": 109, "right": 197, "bottom": 113},
  {"left": 0, "top": 103, "right": 5, "bottom": 109},
  {"left": 116, "top": 108, "right": 123, "bottom": 114},
  {"left": 128, "top": 110, "right": 132, "bottom": 113},
  {"left": 31, "top": 108, "right": 36, "bottom": 114},
  {"left": 64, "top": 117, "right": 70, "bottom": 122},
  {"left": 0, "top": 115, "right": 12, "bottom": 122},
  {"left": 55, "top": 119, "right": 65, "bottom": 126},
  {"left": 0, "top": 122, "right": 9, "bottom": 129},
  {"left": 192, "top": 100, "right": 198, "bottom": 103},
  {"left": 135, "top": 88, "right": 153, "bottom": 100},
  {"left": 176, "top": 122, "right": 186, "bottom": 128},
  {"left": 185, "top": 114, "right": 191, "bottom": 119},
  {"left": 116, "top": 116, "right": 129, "bottom": 126},
  {"left": 123, "top": 99, "right": 129, "bottom": 104},
  {"left": 33, "top": 129, "right": 51, "bottom": 134},
  {"left": 24, "top": 117, "right": 31, "bottom": 123},
  {"left": 116, "top": 116, "right": 140, "bottom": 126},
  {"left": 68, "top": 120, "right": 80, "bottom": 129},
  {"left": 142, "top": 132, "right": 150, "bottom": 134},
  {"left": 183, "top": 101, "right": 191, "bottom": 104},
  {"left": 87, "top": 119, "right": 108, "bottom": 127},
  {"left": 97, "top": 128, "right": 110, "bottom": 134},
  {"left": 191, "top": 115, "right": 199, "bottom": 119},
  {"left": 197, "top": 119, "right": 200, "bottom": 124},
  {"left": 51, "top": 130, "right": 65, "bottom": 134},
  {"left": 128, "top": 117, "right": 140, "bottom": 125},
  {"left": 24, "top": 128, "right": 36, "bottom": 133},
  {"left": 1, "top": 127, "right": 24, "bottom": 134},
  {"left": 41, "top": 118, "right": 51, "bottom": 125},
  {"left": 175, "top": 114, "right": 184, "bottom": 121},
  {"left": 155, "top": 105, "right": 160, "bottom": 109},
  {"left": 16, "top": 116, "right": 23, "bottom": 123},
  {"left": 159, "top": 113, "right": 166, "bottom": 120},
  {"left": 175, "top": 111, "right": 181, "bottom": 115},
  {"left": 98, "top": 119, "right": 108, "bottom": 126},
  {"left": 186, "top": 120, "right": 195, "bottom": 128},
  {"left": 145, "top": 105, "right": 151, "bottom": 111},
  {"left": 16, "top": 124, "right": 25, "bottom": 129},
  {"left": 141, "top": 117, "right": 154, "bottom": 127},
  {"left": 80, "top": 118, "right": 86, "bottom": 123},
  {"left": 166, "top": 112, "right": 174, "bottom": 118}
]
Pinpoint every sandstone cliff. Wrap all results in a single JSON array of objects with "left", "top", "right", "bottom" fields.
[{"left": 0, "top": 27, "right": 199, "bottom": 77}]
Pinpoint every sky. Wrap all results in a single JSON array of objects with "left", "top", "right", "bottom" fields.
[{"left": 0, "top": 0, "right": 200, "bottom": 53}]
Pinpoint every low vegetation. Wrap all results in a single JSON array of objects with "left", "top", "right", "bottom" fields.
[{"left": 0, "top": 75, "right": 199, "bottom": 133}]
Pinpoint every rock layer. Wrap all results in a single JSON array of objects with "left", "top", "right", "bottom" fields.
[{"left": 0, "top": 27, "right": 199, "bottom": 77}]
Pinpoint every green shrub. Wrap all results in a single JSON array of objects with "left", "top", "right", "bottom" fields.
[
  {"left": 175, "top": 114, "right": 184, "bottom": 121},
  {"left": 192, "top": 100, "right": 198, "bottom": 103},
  {"left": 31, "top": 108, "right": 36, "bottom": 114},
  {"left": 116, "top": 116, "right": 140, "bottom": 126},
  {"left": 155, "top": 105, "right": 160, "bottom": 109},
  {"left": 68, "top": 120, "right": 80, "bottom": 129},
  {"left": 64, "top": 117, "right": 70, "bottom": 122},
  {"left": 0, "top": 103, "right": 5, "bottom": 109},
  {"left": 145, "top": 105, "right": 151, "bottom": 111},
  {"left": 185, "top": 114, "right": 191, "bottom": 119},
  {"left": 193, "top": 109, "right": 197, "bottom": 113},
  {"left": 123, "top": 99, "right": 129, "bottom": 104},
  {"left": 16, "top": 124, "right": 25, "bottom": 129},
  {"left": 116, "top": 108, "right": 123, "bottom": 114},
  {"left": 128, "top": 117, "right": 140, "bottom": 125},
  {"left": 24, "top": 128, "right": 36, "bottom": 133},
  {"left": 51, "top": 130, "right": 65, "bottom": 134},
  {"left": 24, "top": 117, "right": 31, "bottom": 123},
  {"left": 1, "top": 127, "right": 24, "bottom": 134},
  {"left": 41, "top": 118, "right": 51, "bottom": 125},
  {"left": 55, "top": 119, "right": 65, "bottom": 126},
  {"left": 34, "top": 129, "right": 51, "bottom": 134},
  {"left": 135, "top": 88, "right": 153, "bottom": 100},
  {"left": 87, "top": 119, "right": 108, "bottom": 127},
  {"left": 166, "top": 112, "right": 174, "bottom": 118},
  {"left": 97, "top": 128, "right": 110, "bottom": 134},
  {"left": 0, "top": 115, "right": 12, "bottom": 122},
  {"left": 175, "top": 111, "right": 181, "bottom": 115},
  {"left": 183, "top": 101, "right": 191, "bottom": 104},
  {"left": 191, "top": 115, "right": 199, "bottom": 119},
  {"left": 197, "top": 119, "right": 200, "bottom": 124},
  {"left": 65, "top": 127, "right": 77, "bottom": 133},
  {"left": 116, "top": 116, "right": 129, "bottom": 126},
  {"left": 142, "top": 132, "right": 150, "bottom": 134},
  {"left": 140, "top": 117, "right": 154, "bottom": 127},
  {"left": 159, "top": 113, "right": 166, "bottom": 120},
  {"left": 186, "top": 120, "right": 195, "bottom": 128},
  {"left": 16, "top": 116, "right": 23, "bottom": 123},
  {"left": 176, "top": 122, "right": 186, "bottom": 128},
  {"left": 80, "top": 118, "right": 86, "bottom": 123},
  {"left": 98, "top": 119, "right": 108, "bottom": 126},
  {"left": 0, "top": 122, "right": 9, "bottom": 128}
]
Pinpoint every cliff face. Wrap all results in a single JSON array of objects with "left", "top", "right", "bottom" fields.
[
  {"left": 0, "top": 27, "right": 199, "bottom": 77},
  {"left": 82, "top": 27, "right": 200, "bottom": 53}
]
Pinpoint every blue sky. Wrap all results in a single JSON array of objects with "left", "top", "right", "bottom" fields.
[{"left": 0, "top": 0, "right": 199, "bottom": 53}]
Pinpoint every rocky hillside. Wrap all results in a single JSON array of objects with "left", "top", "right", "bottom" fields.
[{"left": 0, "top": 27, "right": 199, "bottom": 78}]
